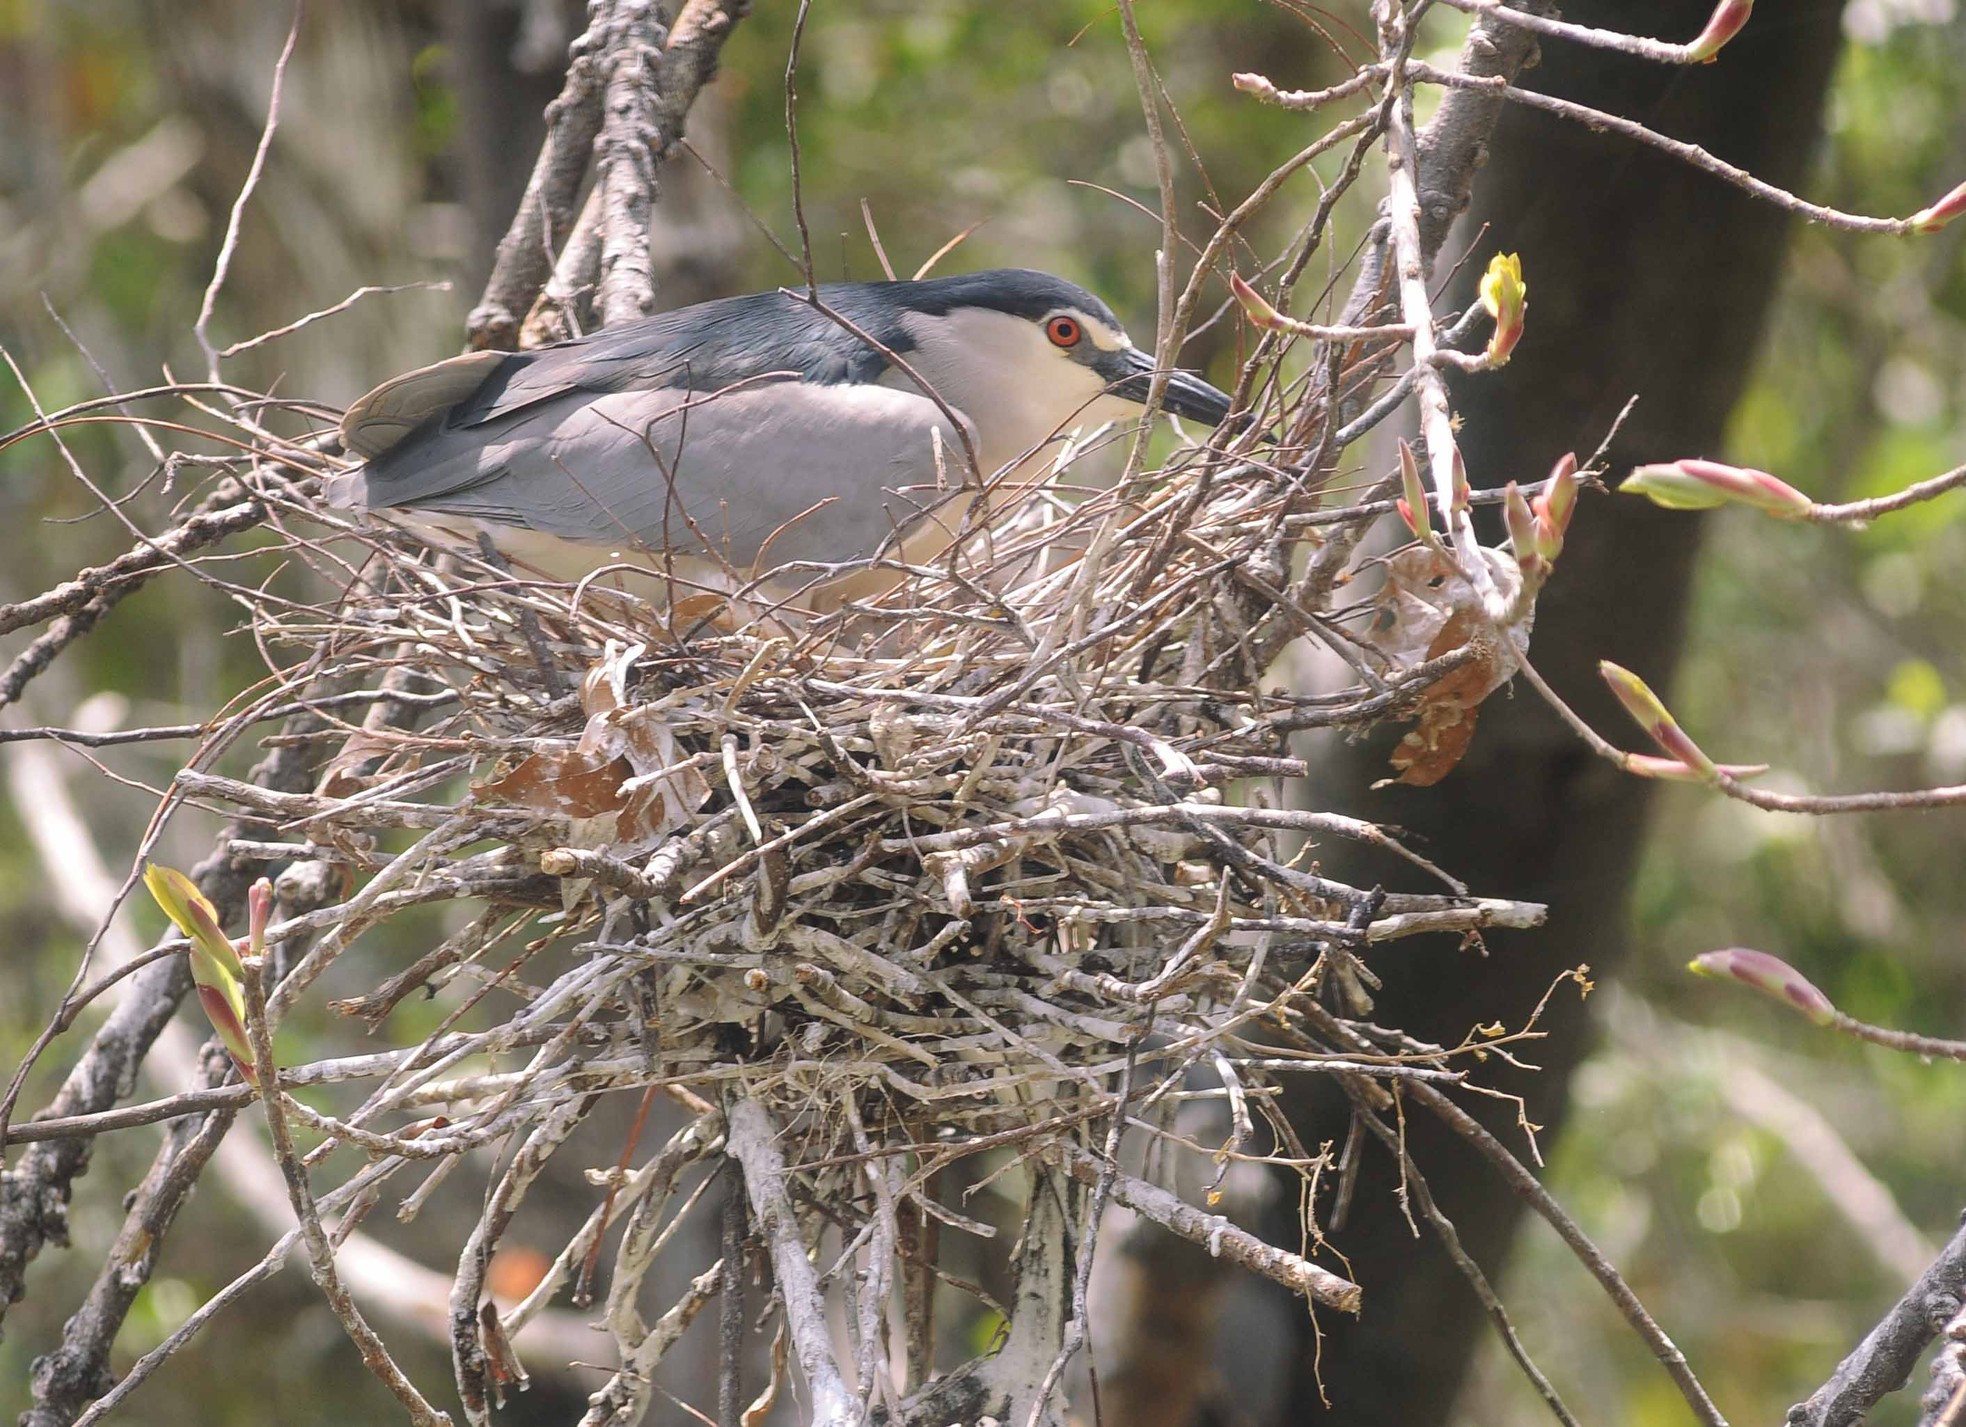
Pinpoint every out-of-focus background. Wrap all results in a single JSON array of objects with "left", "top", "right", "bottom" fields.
[{"left": 3, "top": 2, "right": 1964, "bottom": 1423}]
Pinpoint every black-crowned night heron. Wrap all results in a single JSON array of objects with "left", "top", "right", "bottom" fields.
[{"left": 330, "top": 268, "right": 1231, "bottom": 611}]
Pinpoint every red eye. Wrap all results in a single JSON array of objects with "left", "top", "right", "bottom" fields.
[{"left": 1046, "top": 315, "right": 1082, "bottom": 348}]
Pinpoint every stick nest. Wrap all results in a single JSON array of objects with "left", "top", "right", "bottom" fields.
[{"left": 168, "top": 406, "right": 1545, "bottom": 1418}]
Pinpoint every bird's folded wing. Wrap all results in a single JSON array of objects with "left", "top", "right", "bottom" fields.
[
  {"left": 343, "top": 378, "right": 976, "bottom": 577},
  {"left": 338, "top": 349, "right": 508, "bottom": 458},
  {"left": 339, "top": 290, "right": 901, "bottom": 464}
]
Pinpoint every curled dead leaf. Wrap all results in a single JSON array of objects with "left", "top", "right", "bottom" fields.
[{"left": 1372, "top": 547, "right": 1529, "bottom": 786}]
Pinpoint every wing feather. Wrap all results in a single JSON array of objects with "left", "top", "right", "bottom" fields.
[
  {"left": 338, "top": 350, "right": 507, "bottom": 458},
  {"left": 342, "top": 378, "right": 975, "bottom": 576}
]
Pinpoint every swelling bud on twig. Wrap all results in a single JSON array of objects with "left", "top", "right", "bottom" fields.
[
  {"left": 1910, "top": 178, "right": 1966, "bottom": 233},
  {"left": 1686, "top": 0, "right": 1753, "bottom": 61},
  {"left": 247, "top": 876, "right": 273, "bottom": 957},
  {"left": 1228, "top": 271, "right": 1286, "bottom": 329},
  {"left": 1599, "top": 661, "right": 1722, "bottom": 781},
  {"left": 1395, "top": 438, "right": 1435, "bottom": 543},
  {"left": 1477, "top": 252, "right": 1527, "bottom": 365},
  {"left": 1507, "top": 452, "right": 1583, "bottom": 596},
  {"left": 143, "top": 863, "right": 258, "bottom": 1085},
  {"left": 1693, "top": 948, "right": 1966, "bottom": 1058},
  {"left": 1624, "top": 753, "right": 1769, "bottom": 782},
  {"left": 1689, "top": 948, "right": 1836, "bottom": 1026},
  {"left": 1505, "top": 482, "right": 1551, "bottom": 592},
  {"left": 1621, "top": 457, "right": 1813, "bottom": 517},
  {"left": 1533, "top": 452, "right": 1578, "bottom": 556}
]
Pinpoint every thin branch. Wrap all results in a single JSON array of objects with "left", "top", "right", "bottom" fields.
[
  {"left": 720, "top": 1159, "right": 748, "bottom": 1427},
  {"left": 784, "top": 0, "right": 817, "bottom": 294},
  {"left": 1114, "top": 0, "right": 1180, "bottom": 489},
  {"left": 0, "top": 705, "right": 324, "bottom": 1322},
  {"left": 1047, "top": 1140, "right": 1361, "bottom": 1312},
  {"left": 219, "top": 281, "right": 451, "bottom": 359},
  {"left": 0, "top": 485, "right": 281, "bottom": 640},
  {"left": 20, "top": 1086, "right": 240, "bottom": 1426},
  {"left": 1804, "top": 462, "right": 1966, "bottom": 524},
  {"left": 1430, "top": 0, "right": 1746, "bottom": 66},
  {"left": 1827, "top": 1014, "right": 1966, "bottom": 1062},
  {"left": 194, "top": 2, "right": 303, "bottom": 380},
  {"left": 1343, "top": 1084, "right": 1581, "bottom": 1427},
  {"left": 1411, "top": 1082, "right": 1729, "bottom": 1427},
  {"left": 238, "top": 955, "right": 452, "bottom": 1425},
  {"left": 1409, "top": 62, "right": 1914, "bottom": 234}
]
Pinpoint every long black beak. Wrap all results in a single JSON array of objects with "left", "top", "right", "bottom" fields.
[{"left": 1107, "top": 346, "right": 1233, "bottom": 427}]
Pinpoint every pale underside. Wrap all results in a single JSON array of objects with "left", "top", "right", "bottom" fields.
[{"left": 346, "top": 382, "right": 1061, "bottom": 615}]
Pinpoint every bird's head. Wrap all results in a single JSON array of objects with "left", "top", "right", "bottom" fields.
[{"left": 869, "top": 268, "right": 1232, "bottom": 470}]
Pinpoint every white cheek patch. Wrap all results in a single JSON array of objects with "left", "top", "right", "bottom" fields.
[
  {"left": 895, "top": 307, "right": 1132, "bottom": 473},
  {"left": 1072, "top": 313, "right": 1130, "bottom": 353}
]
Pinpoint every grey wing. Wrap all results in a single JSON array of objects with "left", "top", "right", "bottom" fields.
[
  {"left": 339, "top": 379, "right": 975, "bottom": 574},
  {"left": 338, "top": 350, "right": 509, "bottom": 459},
  {"left": 339, "top": 290, "right": 884, "bottom": 456},
  {"left": 336, "top": 319, "right": 707, "bottom": 463}
]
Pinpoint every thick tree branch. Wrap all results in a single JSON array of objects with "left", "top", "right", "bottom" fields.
[
  {"left": 465, "top": 5, "right": 615, "bottom": 349},
  {"left": 1791, "top": 1214, "right": 1966, "bottom": 1427},
  {"left": 727, "top": 1096, "right": 854, "bottom": 1427},
  {"left": 475, "top": 0, "right": 751, "bottom": 349}
]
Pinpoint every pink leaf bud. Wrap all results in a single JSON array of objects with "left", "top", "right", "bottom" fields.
[
  {"left": 1624, "top": 754, "right": 1770, "bottom": 783},
  {"left": 143, "top": 864, "right": 257, "bottom": 1085},
  {"left": 1504, "top": 481, "right": 1536, "bottom": 552},
  {"left": 1228, "top": 271, "right": 1285, "bottom": 329},
  {"left": 1599, "top": 661, "right": 1720, "bottom": 781},
  {"left": 1503, "top": 481, "right": 1546, "bottom": 582},
  {"left": 247, "top": 877, "right": 273, "bottom": 959},
  {"left": 1397, "top": 439, "right": 1432, "bottom": 540},
  {"left": 1532, "top": 452, "right": 1579, "bottom": 555},
  {"left": 1687, "top": 0, "right": 1753, "bottom": 62},
  {"left": 1622, "top": 458, "right": 1812, "bottom": 518},
  {"left": 1477, "top": 253, "right": 1527, "bottom": 365},
  {"left": 1689, "top": 948, "right": 1836, "bottom": 1026},
  {"left": 1910, "top": 178, "right": 1966, "bottom": 234}
]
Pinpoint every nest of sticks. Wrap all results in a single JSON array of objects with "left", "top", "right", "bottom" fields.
[{"left": 94, "top": 363, "right": 1548, "bottom": 1426}]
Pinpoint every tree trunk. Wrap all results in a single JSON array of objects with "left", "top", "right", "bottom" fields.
[{"left": 1261, "top": 4, "right": 1851, "bottom": 1422}]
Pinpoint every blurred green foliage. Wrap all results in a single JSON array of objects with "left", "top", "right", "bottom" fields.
[
  {"left": 1463, "top": 10, "right": 1966, "bottom": 1426},
  {"left": 2, "top": 2, "right": 1965, "bottom": 1425}
]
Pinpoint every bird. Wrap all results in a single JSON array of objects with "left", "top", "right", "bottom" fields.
[{"left": 329, "top": 268, "right": 1232, "bottom": 613}]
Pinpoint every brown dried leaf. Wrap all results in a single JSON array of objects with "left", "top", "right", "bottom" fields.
[
  {"left": 477, "top": 745, "right": 632, "bottom": 821},
  {"left": 571, "top": 641, "right": 713, "bottom": 839},
  {"left": 1375, "top": 561, "right": 1521, "bottom": 786},
  {"left": 480, "top": 642, "right": 711, "bottom": 849},
  {"left": 612, "top": 713, "right": 713, "bottom": 835},
  {"left": 478, "top": 1300, "right": 528, "bottom": 1402},
  {"left": 1388, "top": 693, "right": 1481, "bottom": 786},
  {"left": 1370, "top": 546, "right": 1461, "bottom": 665},
  {"left": 316, "top": 727, "right": 418, "bottom": 799}
]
